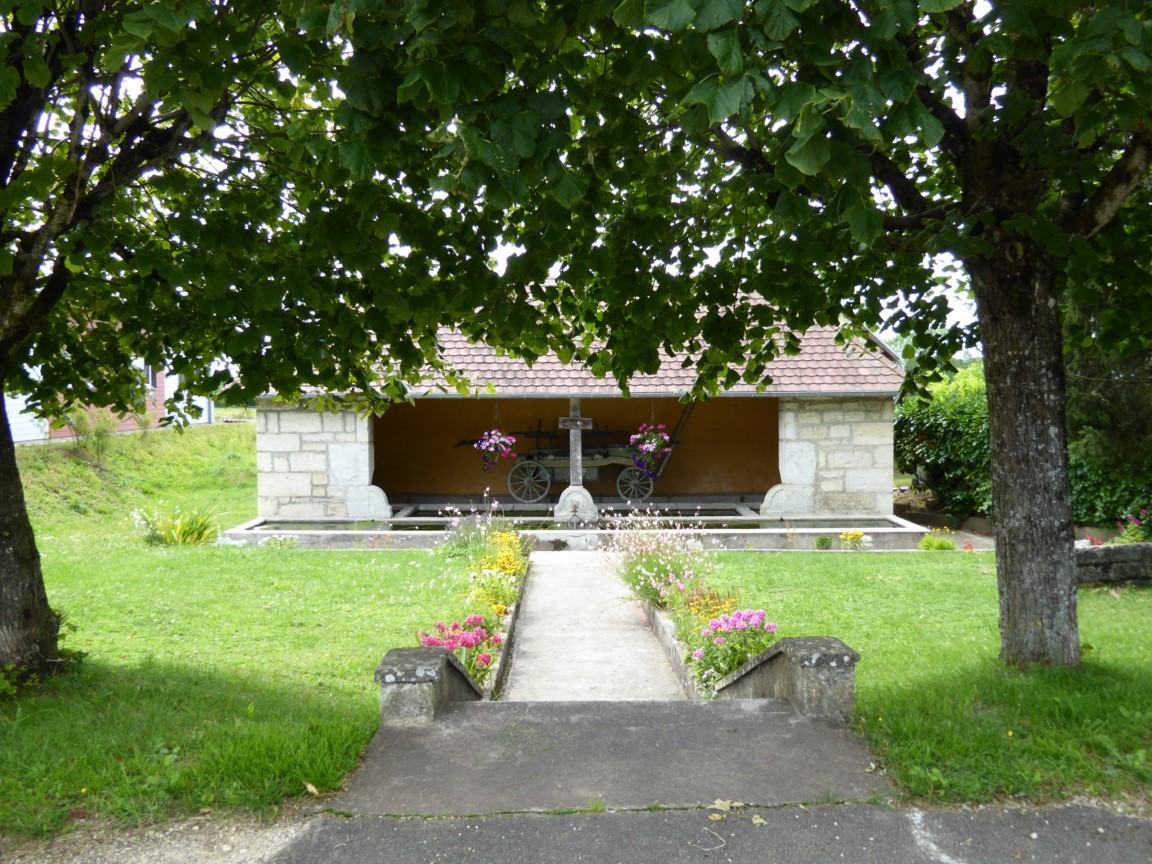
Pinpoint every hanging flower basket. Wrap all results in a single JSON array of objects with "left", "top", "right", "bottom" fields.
[
  {"left": 629, "top": 422, "right": 671, "bottom": 478},
  {"left": 474, "top": 429, "right": 517, "bottom": 471}
]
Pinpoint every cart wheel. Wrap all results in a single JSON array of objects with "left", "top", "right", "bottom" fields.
[
  {"left": 617, "top": 467, "right": 654, "bottom": 502},
  {"left": 508, "top": 460, "right": 551, "bottom": 503}
]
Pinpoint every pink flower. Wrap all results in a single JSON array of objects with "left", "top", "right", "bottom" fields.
[
  {"left": 714, "top": 637, "right": 726, "bottom": 646},
  {"left": 764, "top": 622, "right": 777, "bottom": 633},
  {"left": 423, "top": 635, "right": 444, "bottom": 648},
  {"left": 692, "top": 649, "right": 704, "bottom": 660},
  {"left": 475, "top": 652, "right": 492, "bottom": 668},
  {"left": 444, "top": 638, "right": 459, "bottom": 651},
  {"left": 464, "top": 614, "right": 485, "bottom": 627}
]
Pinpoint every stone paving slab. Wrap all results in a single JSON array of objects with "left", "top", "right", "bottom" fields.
[{"left": 333, "top": 700, "right": 888, "bottom": 816}]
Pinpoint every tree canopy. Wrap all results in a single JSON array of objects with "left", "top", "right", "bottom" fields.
[{"left": 3, "top": 0, "right": 1152, "bottom": 671}]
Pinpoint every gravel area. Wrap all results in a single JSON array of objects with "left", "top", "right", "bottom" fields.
[{"left": 0, "top": 806, "right": 314, "bottom": 864}]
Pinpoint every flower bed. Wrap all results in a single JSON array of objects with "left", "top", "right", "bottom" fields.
[
  {"left": 608, "top": 517, "right": 778, "bottom": 697},
  {"left": 419, "top": 509, "right": 531, "bottom": 692}
]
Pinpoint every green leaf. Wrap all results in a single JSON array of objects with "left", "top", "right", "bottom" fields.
[
  {"left": 646, "top": 0, "right": 697, "bottom": 32},
  {"left": 915, "top": 103, "right": 945, "bottom": 147},
  {"left": 784, "top": 134, "right": 830, "bottom": 175},
  {"left": 1050, "top": 81, "right": 1089, "bottom": 116},
  {"left": 847, "top": 204, "right": 884, "bottom": 247},
  {"left": 756, "top": 0, "right": 799, "bottom": 40},
  {"left": 685, "top": 76, "right": 744, "bottom": 124},
  {"left": 22, "top": 50, "right": 49, "bottom": 89},
  {"left": 339, "top": 139, "right": 375, "bottom": 179},
  {"left": 919, "top": 0, "right": 963, "bottom": 11},
  {"left": 1117, "top": 47, "right": 1151, "bottom": 73},
  {"left": 774, "top": 81, "right": 816, "bottom": 121},
  {"left": 419, "top": 61, "right": 461, "bottom": 105},
  {"left": 613, "top": 0, "right": 646, "bottom": 28},
  {"left": 552, "top": 171, "right": 588, "bottom": 207},
  {"left": 696, "top": 0, "right": 743, "bottom": 30},
  {"left": 0, "top": 65, "right": 18, "bottom": 108},
  {"left": 707, "top": 29, "right": 745, "bottom": 74}
]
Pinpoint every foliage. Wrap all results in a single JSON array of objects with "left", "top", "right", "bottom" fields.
[
  {"left": 1068, "top": 459, "right": 1150, "bottom": 527},
  {"left": 131, "top": 504, "right": 218, "bottom": 546},
  {"left": 473, "top": 429, "right": 517, "bottom": 471},
  {"left": 814, "top": 536, "right": 833, "bottom": 551},
  {"left": 629, "top": 423, "right": 672, "bottom": 478},
  {"left": 895, "top": 364, "right": 992, "bottom": 520},
  {"left": 919, "top": 529, "right": 958, "bottom": 552},
  {"left": 897, "top": 364, "right": 1148, "bottom": 525},
  {"left": 709, "top": 552, "right": 1152, "bottom": 804}
]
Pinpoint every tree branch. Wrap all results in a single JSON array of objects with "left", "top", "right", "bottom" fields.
[{"left": 1068, "top": 127, "right": 1152, "bottom": 239}]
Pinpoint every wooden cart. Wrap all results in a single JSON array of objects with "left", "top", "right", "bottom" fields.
[{"left": 506, "top": 446, "right": 655, "bottom": 503}]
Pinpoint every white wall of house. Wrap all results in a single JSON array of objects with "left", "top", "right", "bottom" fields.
[
  {"left": 5, "top": 395, "right": 50, "bottom": 443},
  {"left": 760, "top": 396, "right": 894, "bottom": 518},
  {"left": 256, "top": 399, "right": 391, "bottom": 520}
]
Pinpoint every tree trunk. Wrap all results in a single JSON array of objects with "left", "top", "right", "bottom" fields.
[
  {"left": 0, "top": 393, "right": 57, "bottom": 673},
  {"left": 969, "top": 244, "right": 1080, "bottom": 667}
]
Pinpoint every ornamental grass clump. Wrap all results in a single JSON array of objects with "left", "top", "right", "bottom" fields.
[
  {"left": 132, "top": 504, "right": 217, "bottom": 545},
  {"left": 416, "top": 614, "right": 504, "bottom": 686}
]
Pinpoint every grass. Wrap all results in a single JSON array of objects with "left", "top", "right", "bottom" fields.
[
  {"left": 710, "top": 551, "right": 1152, "bottom": 806},
  {"left": 1, "top": 425, "right": 475, "bottom": 840}
]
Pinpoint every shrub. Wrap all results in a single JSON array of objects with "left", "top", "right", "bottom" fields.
[
  {"left": 894, "top": 363, "right": 991, "bottom": 519},
  {"left": 132, "top": 504, "right": 217, "bottom": 545},
  {"left": 61, "top": 407, "right": 122, "bottom": 468},
  {"left": 814, "top": 535, "right": 833, "bottom": 550}
]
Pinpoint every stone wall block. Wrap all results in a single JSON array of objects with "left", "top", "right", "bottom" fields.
[
  {"left": 257, "top": 432, "right": 302, "bottom": 453},
  {"left": 288, "top": 451, "right": 327, "bottom": 473},
  {"left": 277, "top": 410, "right": 325, "bottom": 434}
]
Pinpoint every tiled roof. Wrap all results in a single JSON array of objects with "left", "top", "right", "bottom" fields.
[{"left": 422, "top": 326, "right": 903, "bottom": 398}]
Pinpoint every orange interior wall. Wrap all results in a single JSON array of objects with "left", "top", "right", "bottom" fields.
[{"left": 372, "top": 397, "right": 780, "bottom": 499}]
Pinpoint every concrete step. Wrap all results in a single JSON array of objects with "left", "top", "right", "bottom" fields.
[{"left": 335, "top": 700, "right": 888, "bottom": 816}]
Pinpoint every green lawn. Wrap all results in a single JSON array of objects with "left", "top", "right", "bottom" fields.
[
  {"left": 711, "top": 551, "right": 1152, "bottom": 805},
  {"left": 2, "top": 425, "right": 473, "bottom": 838}
]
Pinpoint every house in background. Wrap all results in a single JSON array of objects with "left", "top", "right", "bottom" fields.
[
  {"left": 254, "top": 327, "right": 904, "bottom": 521},
  {"left": 5, "top": 365, "right": 213, "bottom": 444}
]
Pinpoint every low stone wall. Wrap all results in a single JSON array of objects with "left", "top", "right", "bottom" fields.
[
  {"left": 1076, "top": 543, "right": 1152, "bottom": 584},
  {"left": 643, "top": 601, "right": 859, "bottom": 724}
]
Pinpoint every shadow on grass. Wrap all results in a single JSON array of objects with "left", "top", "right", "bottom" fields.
[
  {"left": 860, "top": 656, "right": 1152, "bottom": 804},
  {"left": 0, "top": 658, "right": 377, "bottom": 839}
]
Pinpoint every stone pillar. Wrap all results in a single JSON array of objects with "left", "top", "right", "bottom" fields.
[
  {"left": 256, "top": 398, "right": 391, "bottom": 519},
  {"left": 761, "top": 397, "right": 894, "bottom": 518}
]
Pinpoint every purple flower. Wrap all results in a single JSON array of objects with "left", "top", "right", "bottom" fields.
[
  {"left": 692, "top": 649, "right": 704, "bottom": 660},
  {"left": 714, "top": 637, "right": 726, "bottom": 646}
]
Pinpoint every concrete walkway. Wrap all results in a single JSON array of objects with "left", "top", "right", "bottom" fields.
[{"left": 501, "top": 551, "right": 686, "bottom": 701}]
